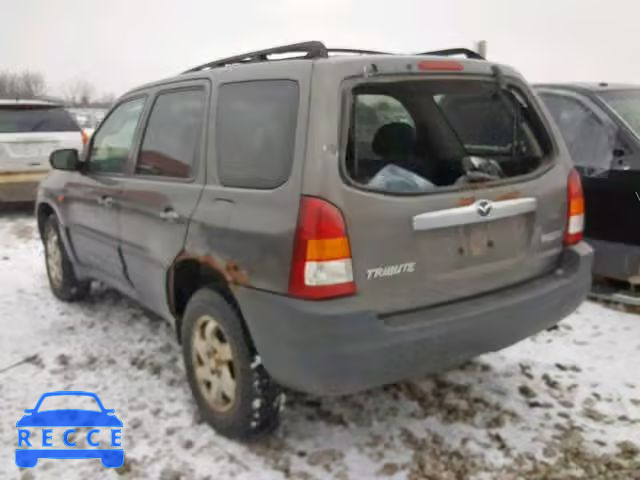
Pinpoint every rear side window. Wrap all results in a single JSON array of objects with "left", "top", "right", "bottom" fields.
[
  {"left": 137, "top": 89, "right": 205, "bottom": 178},
  {"left": 346, "top": 79, "right": 549, "bottom": 194},
  {"left": 540, "top": 93, "right": 616, "bottom": 174},
  {"left": 217, "top": 80, "right": 299, "bottom": 189},
  {"left": 0, "top": 106, "right": 79, "bottom": 133}
]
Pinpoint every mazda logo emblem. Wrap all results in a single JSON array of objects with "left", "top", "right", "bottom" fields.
[{"left": 476, "top": 200, "right": 493, "bottom": 217}]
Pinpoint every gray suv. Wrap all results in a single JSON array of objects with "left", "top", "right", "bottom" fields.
[{"left": 36, "top": 42, "right": 593, "bottom": 439}]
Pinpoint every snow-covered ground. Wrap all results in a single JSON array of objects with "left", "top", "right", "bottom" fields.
[{"left": 0, "top": 209, "right": 638, "bottom": 479}]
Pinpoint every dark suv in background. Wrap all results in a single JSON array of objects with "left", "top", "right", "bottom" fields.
[
  {"left": 36, "top": 42, "right": 592, "bottom": 439},
  {"left": 537, "top": 84, "right": 640, "bottom": 303}
]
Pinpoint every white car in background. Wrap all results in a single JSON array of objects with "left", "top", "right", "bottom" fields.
[
  {"left": 0, "top": 100, "right": 85, "bottom": 202},
  {"left": 69, "top": 108, "right": 108, "bottom": 138}
]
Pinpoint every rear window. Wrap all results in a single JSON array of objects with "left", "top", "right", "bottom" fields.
[
  {"left": 345, "top": 79, "right": 550, "bottom": 194},
  {"left": 217, "top": 80, "right": 299, "bottom": 189},
  {"left": 0, "top": 105, "right": 79, "bottom": 133}
]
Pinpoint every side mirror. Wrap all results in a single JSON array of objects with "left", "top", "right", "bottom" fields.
[
  {"left": 23, "top": 409, "right": 34, "bottom": 414},
  {"left": 50, "top": 149, "right": 80, "bottom": 171}
]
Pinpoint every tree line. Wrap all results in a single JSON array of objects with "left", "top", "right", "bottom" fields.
[{"left": 0, "top": 70, "right": 115, "bottom": 107}]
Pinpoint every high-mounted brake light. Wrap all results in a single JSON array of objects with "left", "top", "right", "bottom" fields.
[
  {"left": 418, "top": 60, "right": 464, "bottom": 72},
  {"left": 289, "top": 196, "right": 356, "bottom": 299},
  {"left": 564, "top": 168, "right": 584, "bottom": 245}
]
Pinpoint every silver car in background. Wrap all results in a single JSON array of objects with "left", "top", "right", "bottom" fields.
[{"left": 0, "top": 99, "right": 84, "bottom": 202}]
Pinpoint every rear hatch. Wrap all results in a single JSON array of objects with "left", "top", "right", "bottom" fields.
[
  {"left": 336, "top": 68, "right": 569, "bottom": 313},
  {"left": 0, "top": 103, "right": 83, "bottom": 173}
]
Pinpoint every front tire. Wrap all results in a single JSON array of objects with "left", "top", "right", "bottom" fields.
[
  {"left": 181, "top": 288, "right": 283, "bottom": 440},
  {"left": 43, "top": 215, "right": 90, "bottom": 302}
]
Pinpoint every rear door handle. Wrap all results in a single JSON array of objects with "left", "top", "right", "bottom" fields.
[
  {"left": 98, "top": 196, "right": 114, "bottom": 208},
  {"left": 159, "top": 208, "right": 180, "bottom": 222}
]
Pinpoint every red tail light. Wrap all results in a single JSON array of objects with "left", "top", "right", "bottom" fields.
[
  {"left": 81, "top": 130, "right": 89, "bottom": 146},
  {"left": 564, "top": 168, "right": 585, "bottom": 245},
  {"left": 288, "top": 196, "right": 356, "bottom": 299}
]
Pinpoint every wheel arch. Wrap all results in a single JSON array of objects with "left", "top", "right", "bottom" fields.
[
  {"left": 36, "top": 201, "right": 57, "bottom": 238},
  {"left": 167, "top": 255, "right": 253, "bottom": 346}
]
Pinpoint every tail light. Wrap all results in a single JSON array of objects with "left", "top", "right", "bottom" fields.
[
  {"left": 564, "top": 168, "right": 585, "bottom": 245},
  {"left": 288, "top": 196, "right": 356, "bottom": 299},
  {"left": 80, "top": 130, "right": 89, "bottom": 146}
]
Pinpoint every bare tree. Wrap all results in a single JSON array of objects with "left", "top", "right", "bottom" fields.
[
  {"left": 94, "top": 92, "right": 117, "bottom": 108},
  {"left": 62, "top": 79, "right": 96, "bottom": 107},
  {"left": 19, "top": 71, "right": 47, "bottom": 98},
  {"left": 0, "top": 70, "right": 48, "bottom": 99}
]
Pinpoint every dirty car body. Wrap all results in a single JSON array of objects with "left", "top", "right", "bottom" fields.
[
  {"left": 37, "top": 43, "right": 592, "bottom": 397},
  {"left": 537, "top": 84, "right": 640, "bottom": 286}
]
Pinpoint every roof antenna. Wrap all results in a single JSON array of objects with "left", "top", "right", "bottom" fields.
[{"left": 491, "top": 65, "right": 506, "bottom": 91}]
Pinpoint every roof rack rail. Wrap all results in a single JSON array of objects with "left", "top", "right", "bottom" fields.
[
  {"left": 182, "top": 43, "right": 483, "bottom": 74},
  {"left": 325, "top": 48, "right": 390, "bottom": 56},
  {"left": 418, "top": 48, "right": 484, "bottom": 60},
  {"left": 183, "top": 41, "right": 329, "bottom": 73}
]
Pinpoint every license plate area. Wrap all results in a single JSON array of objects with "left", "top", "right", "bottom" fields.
[
  {"left": 463, "top": 223, "right": 491, "bottom": 257},
  {"left": 458, "top": 215, "right": 530, "bottom": 259}
]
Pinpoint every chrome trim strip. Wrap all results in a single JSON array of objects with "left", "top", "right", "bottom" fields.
[{"left": 412, "top": 198, "right": 537, "bottom": 231}]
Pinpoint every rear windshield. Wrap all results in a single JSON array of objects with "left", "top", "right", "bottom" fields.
[
  {"left": 599, "top": 89, "right": 640, "bottom": 138},
  {"left": 0, "top": 105, "right": 79, "bottom": 133},
  {"left": 345, "top": 79, "right": 550, "bottom": 194}
]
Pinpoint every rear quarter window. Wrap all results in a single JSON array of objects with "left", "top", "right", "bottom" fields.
[
  {"left": 216, "top": 80, "right": 299, "bottom": 189},
  {"left": 0, "top": 106, "right": 79, "bottom": 133}
]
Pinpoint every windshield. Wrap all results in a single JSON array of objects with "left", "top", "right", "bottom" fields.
[
  {"left": 0, "top": 105, "right": 79, "bottom": 133},
  {"left": 346, "top": 79, "right": 549, "bottom": 194},
  {"left": 599, "top": 89, "right": 640, "bottom": 138}
]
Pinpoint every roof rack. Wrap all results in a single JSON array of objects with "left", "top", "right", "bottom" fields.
[
  {"left": 326, "top": 48, "right": 390, "bottom": 56},
  {"left": 418, "top": 48, "right": 484, "bottom": 60},
  {"left": 183, "top": 41, "right": 329, "bottom": 73},
  {"left": 183, "top": 42, "right": 482, "bottom": 74}
]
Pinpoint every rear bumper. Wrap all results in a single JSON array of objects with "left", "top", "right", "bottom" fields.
[
  {"left": 236, "top": 242, "right": 593, "bottom": 395},
  {"left": 0, "top": 171, "right": 47, "bottom": 202},
  {"left": 589, "top": 238, "right": 640, "bottom": 283}
]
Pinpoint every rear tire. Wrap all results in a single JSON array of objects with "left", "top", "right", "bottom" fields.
[
  {"left": 181, "top": 288, "right": 283, "bottom": 440},
  {"left": 43, "top": 215, "right": 90, "bottom": 302}
]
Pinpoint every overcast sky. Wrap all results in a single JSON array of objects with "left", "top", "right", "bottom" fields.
[{"left": 3, "top": 0, "right": 639, "bottom": 98}]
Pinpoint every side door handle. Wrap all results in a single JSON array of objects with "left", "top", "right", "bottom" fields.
[
  {"left": 159, "top": 207, "right": 180, "bottom": 222},
  {"left": 98, "top": 196, "right": 115, "bottom": 208}
]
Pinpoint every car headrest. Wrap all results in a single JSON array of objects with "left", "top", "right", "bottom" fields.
[{"left": 372, "top": 122, "right": 416, "bottom": 158}]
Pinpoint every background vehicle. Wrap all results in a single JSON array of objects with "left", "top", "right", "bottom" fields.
[
  {"left": 0, "top": 100, "right": 84, "bottom": 203},
  {"left": 536, "top": 84, "right": 640, "bottom": 304},
  {"left": 69, "top": 108, "right": 108, "bottom": 137},
  {"left": 36, "top": 42, "right": 592, "bottom": 440}
]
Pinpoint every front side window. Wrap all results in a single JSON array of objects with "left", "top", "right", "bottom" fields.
[
  {"left": 599, "top": 89, "right": 640, "bottom": 138},
  {"left": 217, "top": 80, "right": 299, "bottom": 189},
  {"left": 136, "top": 89, "right": 205, "bottom": 178},
  {"left": 346, "top": 79, "right": 549, "bottom": 194},
  {"left": 89, "top": 97, "right": 145, "bottom": 174},
  {"left": 540, "top": 93, "right": 616, "bottom": 174}
]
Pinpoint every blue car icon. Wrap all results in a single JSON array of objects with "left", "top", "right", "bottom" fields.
[{"left": 16, "top": 391, "right": 124, "bottom": 468}]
